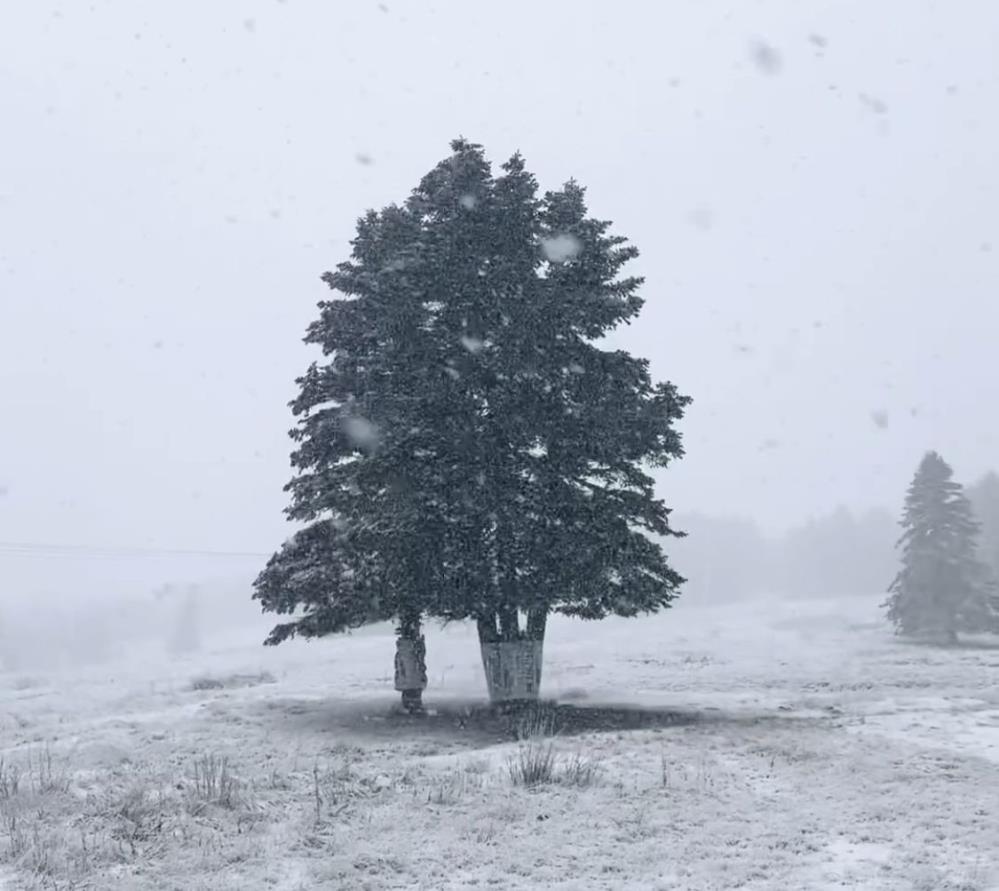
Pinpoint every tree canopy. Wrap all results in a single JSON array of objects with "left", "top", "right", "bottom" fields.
[{"left": 254, "top": 139, "right": 690, "bottom": 698}]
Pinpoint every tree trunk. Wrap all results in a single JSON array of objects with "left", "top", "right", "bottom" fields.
[
  {"left": 477, "top": 608, "right": 547, "bottom": 705},
  {"left": 394, "top": 612, "right": 427, "bottom": 713}
]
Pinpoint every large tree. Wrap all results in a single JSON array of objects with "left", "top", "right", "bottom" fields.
[
  {"left": 883, "top": 452, "right": 999, "bottom": 642},
  {"left": 255, "top": 139, "right": 690, "bottom": 705},
  {"left": 409, "top": 141, "right": 690, "bottom": 701},
  {"left": 253, "top": 201, "right": 441, "bottom": 712}
]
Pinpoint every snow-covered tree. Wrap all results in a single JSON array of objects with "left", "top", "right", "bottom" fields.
[
  {"left": 967, "top": 471, "right": 999, "bottom": 584},
  {"left": 416, "top": 142, "right": 689, "bottom": 702},
  {"left": 253, "top": 198, "right": 444, "bottom": 712},
  {"left": 255, "top": 138, "right": 690, "bottom": 706},
  {"left": 883, "top": 452, "right": 999, "bottom": 642}
]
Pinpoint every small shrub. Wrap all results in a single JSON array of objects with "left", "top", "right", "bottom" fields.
[
  {"left": 426, "top": 768, "right": 480, "bottom": 805},
  {"left": 558, "top": 752, "right": 602, "bottom": 787},
  {"left": 463, "top": 757, "right": 491, "bottom": 776},
  {"left": 113, "top": 783, "right": 170, "bottom": 853},
  {"left": 470, "top": 821, "right": 498, "bottom": 844},
  {"left": 0, "top": 759, "right": 21, "bottom": 800},
  {"left": 5, "top": 745, "right": 69, "bottom": 796},
  {"left": 189, "top": 755, "right": 240, "bottom": 810},
  {"left": 512, "top": 705, "right": 558, "bottom": 741},
  {"left": 507, "top": 739, "right": 556, "bottom": 787}
]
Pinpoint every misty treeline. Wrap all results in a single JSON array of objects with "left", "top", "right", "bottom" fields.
[
  {"left": 0, "top": 581, "right": 263, "bottom": 673},
  {"left": 675, "top": 465, "right": 999, "bottom": 617},
  {"left": 2, "top": 470, "right": 997, "bottom": 674},
  {"left": 673, "top": 507, "right": 897, "bottom": 603}
]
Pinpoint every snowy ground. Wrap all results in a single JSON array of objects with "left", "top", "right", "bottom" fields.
[{"left": 1, "top": 595, "right": 998, "bottom": 890}]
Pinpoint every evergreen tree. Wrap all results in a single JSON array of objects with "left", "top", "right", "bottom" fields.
[
  {"left": 255, "top": 139, "right": 689, "bottom": 706},
  {"left": 413, "top": 142, "right": 689, "bottom": 702},
  {"left": 253, "top": 200, "right": 442, "bottom": 712},
  {"left": 883, "top": 452, "right": 999, "bottom": 641},
  {"left": 967, "top": 471, "right": 999, "bottom": 584},
  {"left": 253, "top": 520, "right": 429, "bottom": 712}
]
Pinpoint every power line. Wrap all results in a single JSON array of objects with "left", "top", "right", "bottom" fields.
[{"left": 0, "top": 540, "right": 270, "bottom": 559}]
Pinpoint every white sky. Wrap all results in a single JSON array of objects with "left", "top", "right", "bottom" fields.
[{"left": 2, "top": 0, "right": 998, "bottom": 601}]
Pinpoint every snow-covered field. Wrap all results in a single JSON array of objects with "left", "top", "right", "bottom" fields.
[{"left": 2, "top": 595, "right": 998, "bottom": 890}]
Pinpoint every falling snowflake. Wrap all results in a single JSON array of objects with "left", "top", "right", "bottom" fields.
[
  {"left": 749, "top": 40, "right": 782, "bottom": 75},
  {"left": 343, "top": 415, "right": 380, "bottom": 451},
  {"left": 686, "top": 206, "right": 715, "bottom": 231},
  {"left": 460, "top": 335, "right": 484, "bottom": 353},
  {"left": 355, "top": 152, "right": 374, "bottom": 166},
  {"left": 871, "top": 409, "right": 889, "bottom": 429},
  {"left": 459, "top": 194, "right": 477, "bottom": 210},
  {"left": 859, "top": 93, "right": 888, "bottom": 115},
  {"left": 541, "top": 233, "right": 582, "bottom": 263}
]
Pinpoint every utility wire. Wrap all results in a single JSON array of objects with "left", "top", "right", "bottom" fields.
[{"left": 0, "top": 540, "right": 270, "bottom": 559}]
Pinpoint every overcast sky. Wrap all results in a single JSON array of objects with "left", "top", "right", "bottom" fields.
[{"left": 2, "top": 0, "right": 998, "bottom": 603}]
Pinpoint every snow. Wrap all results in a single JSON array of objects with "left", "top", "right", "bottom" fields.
[
  {"left": 540, "top": 234, "right": 582, "bottom": 264},
  {"left": 749, "top": 40, "right": 783, "bottom": 76},
  {"left": 342, "top": 414, "right": 380, "bottom": 451},
  {"left": 1, "top": 595, "right": 998, "bottom": 889}
]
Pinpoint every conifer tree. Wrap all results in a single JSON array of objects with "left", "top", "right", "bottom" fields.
[
  {"left": 255, "top": 139, "right": 690, "bottom": 705},
  {"left": 884, "top": 452, "right": 999, "bottom": 641},
  {"left": 253, "top": 201, "right": 441, "bottom": 712},
  {"left": 967, "top": 471, "right": 999, "bottom": 584}
]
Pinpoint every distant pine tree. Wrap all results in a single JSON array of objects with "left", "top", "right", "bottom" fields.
[
  {"left": 967, "top": 471, "right": 999, "bottom": 585},
  {"left": 883, "top": 452, "right": 999, "bottom": 642}
]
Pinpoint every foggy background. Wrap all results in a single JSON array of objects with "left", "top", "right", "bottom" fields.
[{"left": 2, "top": 1, "right": 998, "bottom": 668}]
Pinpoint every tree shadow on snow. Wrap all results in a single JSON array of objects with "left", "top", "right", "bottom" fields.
[
  {"left": 250, "top": 695, "right": 811, "bottom": 749},
  {"left": 953, "top": 636, "right": 999, "bottom": 651},
  {"left": 895, "top": 635, "right": 999, "bottom": 651}
]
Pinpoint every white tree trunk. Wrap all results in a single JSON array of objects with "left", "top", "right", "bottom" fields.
[{"left": 480, "top": 640, "right": 543, "bottom": 703}]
